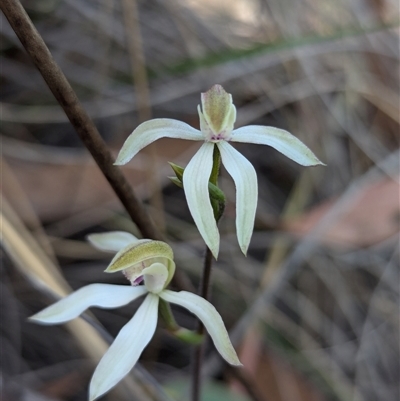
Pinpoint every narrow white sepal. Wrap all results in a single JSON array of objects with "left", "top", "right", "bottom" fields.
[
  {"left": 231, "top": 126, "right": 324, "bottom": 166},
  {"left": 159, "top": 290, "right": 242, "bottom": 366},
  {"left": 89, "top": 293, "right": 159, "bottom": 401},
  {"left": 87, "top": 231, "right": 138, "bottom": 253},
  {"left": 182, "top": 142, "right": 220, "bottom": 258},
  {"left": 115, "top": 119, "right": 203, "bottom": 165},
  {"left": 29, "top": 284, "right": 147, "bottom": 324},
  {"left": 218, "top": 142, "right": 257, "bottom": 255}
]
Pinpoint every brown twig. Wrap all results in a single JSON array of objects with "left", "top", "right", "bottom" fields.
[{"left": 0, "top": 0, "right": 161, "bottom": 242}]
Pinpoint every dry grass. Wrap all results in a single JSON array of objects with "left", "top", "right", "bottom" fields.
[{"left": 1, "top": 0, "right": 399, "bottom": 400}]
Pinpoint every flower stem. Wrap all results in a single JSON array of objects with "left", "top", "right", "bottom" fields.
[
  {"left": 159, "top": 298, "right": 179, "bottom": 332},
  {"left": 191, "top": 246, "right": 214, "bottom": 401},
  {"left": 209, "top": 145, "right": 221, "bottom": 186},
  {"left": 159, "top": 298, "right": 203, "bottom": 345},
  {"left": 210, "top": 145, "right": 224, "bottom": 220}
]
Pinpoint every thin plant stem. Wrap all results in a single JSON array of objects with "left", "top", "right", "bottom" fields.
[
  {"left": 198, "top": 247, "right": 214, "bottom": 310},
  {"left": 159, "top": 298, "right": 180, "bottom": 332},
  {"left": 210, "top": 145, "right": 223, "bottom": 220},
  {"left": 0, "top": 0, "right": 160, "bottom": 241},
  {"left": 159, "top": 299, "right": 203, "bottom": 344},
  {"left": 210, "top": 145, "right": 221, "bottom": 186},
  {"left": 191, "top": 246, "right": 214, "bottom": 401}
]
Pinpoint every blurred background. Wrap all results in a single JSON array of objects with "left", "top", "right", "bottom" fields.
[{"left": 1, "top": 0, "right": 399, "bottom": 400}]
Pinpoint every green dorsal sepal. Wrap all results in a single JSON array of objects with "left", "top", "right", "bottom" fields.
[{"left": 105, "top": 240, "right": 176, "bottom": 287}]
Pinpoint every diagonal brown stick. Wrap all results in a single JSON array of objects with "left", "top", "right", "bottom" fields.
[{"left": 0, "top": 0, "right": 161, "bottom": 241}]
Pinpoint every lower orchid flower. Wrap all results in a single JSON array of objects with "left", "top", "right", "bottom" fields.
[{"left": 29, "top": 231, "right": 241, "bottom": 401}]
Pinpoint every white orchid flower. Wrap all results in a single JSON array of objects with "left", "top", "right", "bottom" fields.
[
  {"left": 30, "top": 231, "right": 241, "bottom": 401},
  {"left": 115, "top": 84, "right": 324, "bottom": 258}
]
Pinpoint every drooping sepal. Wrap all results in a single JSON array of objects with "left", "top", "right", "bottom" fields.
[
  {"left": 160, "top": 290, "right": 242, "bottom": 366},
  {"left": 182, "top": 142, "right": 220, "bottom": 258},
  {"left": 217, "top": 141, "right": 258, "bottom": 255},
  {"left": 169, "top": 161, "right": 226, "bottom": 220},
  {"left": 89, "top": 294, "right": 159, "bottom": 400},
  {"left": 29, "top": 284, "right": 147, "bottom": 324}
]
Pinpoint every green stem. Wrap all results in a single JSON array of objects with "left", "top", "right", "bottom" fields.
[
  {"left": 209, "top": 145, "right": 221, "bottom": 186},
  {"left": 191, "top": 247, "right": 214, "bottom": 401},
  {"left": 210, "top": 145, "right": 223, "bottom": 220},
  {"left": 159, "top": 298, "right": 204, "bottom": 345},
  {"left": 159, "top": 298, "right": 179, "bottom": 331}
]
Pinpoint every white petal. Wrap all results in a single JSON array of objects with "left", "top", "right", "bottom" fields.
[
  {"left": 29, "top": 284, "right": 147, "bottom": 324},
  {"left": 89, "top": 294, "right": 159, "bottom": 401},
  {"left": 182, "top": 142, "right": 219, "bottom": 258},
  {"left": 87, "top": 231, "right": 138, "bottom": 253},
  {"left": 231, "top": 126, "right": 324, "bottom": 166},
  {"left": 115, "top": 119, "right": 203, "bottom": 165},
  {"left": 159, "top": 290, "right": 241, "bottom": 366},
  {"left": 218, "top": 142, "right": 257, "bottom": 255}
]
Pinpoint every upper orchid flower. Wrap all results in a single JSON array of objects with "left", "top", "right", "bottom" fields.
[
  {"left": 115, "top": 85, "right": 324, "bottom": 258},
  {"left": 30, "top": 232, "right": 241, "bottom": 401}
]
